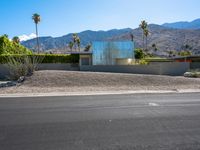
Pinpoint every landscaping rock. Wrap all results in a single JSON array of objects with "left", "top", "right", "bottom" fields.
[
  {"left": 17, "top": 76, "right": 25, "bottom": 83},
  {"left": 184, "top": 72, "right": 200, "bottom": 78}
]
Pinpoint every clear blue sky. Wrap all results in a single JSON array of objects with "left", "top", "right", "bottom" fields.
[{"left": 0, "top": 0, "right": 200, "bottom": 38}]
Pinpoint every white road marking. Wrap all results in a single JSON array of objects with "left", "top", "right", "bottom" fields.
[{"left": 148, "top": 103, "right": 159, "bottom": 107}]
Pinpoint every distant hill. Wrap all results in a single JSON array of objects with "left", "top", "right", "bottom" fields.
[
  {"left": 162, "top": 18, "right": 200, "bottom": 29},
  {"left": 21, "top": 20, "right": 200, "bottom": 56},
  {"left": 22, "top": 28, "right": 132, "bottom": 52},
  {"left": 110, "top": 24, "right": 200, "bottom": 55}
]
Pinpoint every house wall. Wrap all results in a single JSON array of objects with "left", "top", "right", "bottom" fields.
[
  {"left": 92, "top": 41, "right": 134, "bottom": 65},
  {"left": 79, "top": 55, "right": 92, "bottom": 66}
]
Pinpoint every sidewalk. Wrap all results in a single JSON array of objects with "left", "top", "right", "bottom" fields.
[{"left": 1, "top": 89, "right": 200, "bottom": 98}]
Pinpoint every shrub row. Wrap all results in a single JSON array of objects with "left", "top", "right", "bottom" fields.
[{"left": 0, "top": 54, "right": 79, "bottom": 64}]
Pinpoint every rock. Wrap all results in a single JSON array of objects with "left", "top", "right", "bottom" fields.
[
  {"left": 0, "top": 81, "right": 17, "bottom": 88},
  {"left": 184, "top": 72, "right": 200, "bottom": 78},
  {"left": 184, "top": 72, "right": 193, "bottom": 77},
  {"left": 17, "top": 76, "right": 25, "bottom": 83}
]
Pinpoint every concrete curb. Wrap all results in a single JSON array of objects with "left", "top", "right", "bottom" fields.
[{"left": 0, "top": 89, "right": 200, "bottom": 98}]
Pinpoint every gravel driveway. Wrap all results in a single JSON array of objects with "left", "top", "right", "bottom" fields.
[{"left": 1, "top": 70, "right": 200, "bottom": 94}]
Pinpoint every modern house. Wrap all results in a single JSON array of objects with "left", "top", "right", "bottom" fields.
[{"left": 78, "top": 41, "right": 135, "bottom": 66}]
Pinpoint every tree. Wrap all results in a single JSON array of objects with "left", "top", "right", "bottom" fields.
[
  {"left": 139, "top": 20, "right": 148, "bottom": 51},
  {"left": 68, "top": 41, "right": 74, "bottom": 52},
  {"left": 84, "top": 44, "right": 92, "bottom": 51},
  {"left": 72, "top": 33, "right": 81, "bottom": 51},
  {"left": 0, "top": 35, "right": 31, "bottom": 55},
  {"left": 130, "top": 33, "right": 134, "bottom": 42},
  {"left": 76, "top": 37, "right": 81, "bottom": 51},
  {"left": 152, "top": 43, "right": 158, "bottom": 52},
  {"left": 135, "top": 48, "right": 145, "bottom": 59},
  {"left": 12, "top": 36, "right": 20, "bottom": 44},
  {"left": 32, "top": 13, "right": 41, "bottom": 53},
  {"left": 144, "top": 28, "right": 149, "bottom": 51}
]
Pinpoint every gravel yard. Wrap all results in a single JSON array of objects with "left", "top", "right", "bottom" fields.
[{"left": 0, "top": 70, "right": 200, "bottom": 94}]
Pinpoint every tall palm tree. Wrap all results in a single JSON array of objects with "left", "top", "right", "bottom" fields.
[
  {"left": 139, "top": 20, "right": 148, "bottom": 51},
  {"left": 72, "top": 33, "right": 78, "bottom": 50},
  {"left": 68, "top": 41, "right": 74, "bottom": 52},
  {"left": 12, "top": 36, "right": 20, "bottom": 44},
  {"left": 144, "top": 28, "right": 149, "bottom": 51},
  {"left": 76, "top": 37, "right": 81, "bottom": 52},
  {"left": 32, "top": 13, "right": 41, "bottom": 53}
]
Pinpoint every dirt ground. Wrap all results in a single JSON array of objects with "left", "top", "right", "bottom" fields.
[{"left": 1, "top": 70, "right": 200, "bottom": 94}]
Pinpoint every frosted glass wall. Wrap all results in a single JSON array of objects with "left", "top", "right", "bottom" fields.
[{"left": 92, "top": 41, "right": 134, "bottom": 65}]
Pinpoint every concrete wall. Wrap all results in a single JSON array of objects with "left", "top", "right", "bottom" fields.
[
  {"left": 0, "top": 62, "right": 191, "bottom": 79},
  {"left": 0, "top": 63, "right": 79, "bottom": 79},
  {"left": 37, "top": 63, "right": 79, "bottom": 71},
  {"left": 80, "top": 62, "right": 190, "bottom": 76},
  {"left": 190, "top": 62, "right": 200, "bottom": 70},
  {"left": 0, "top": 64, "right": 10, "bottom": 79}
]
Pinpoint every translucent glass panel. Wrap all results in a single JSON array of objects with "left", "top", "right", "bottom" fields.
[{"left": 92, "top": 41, "right": 134, "bottom": 65}]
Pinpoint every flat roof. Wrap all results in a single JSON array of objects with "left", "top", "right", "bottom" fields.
[{"left": 65, "top": 51, "right": 93, "bottom": 55}]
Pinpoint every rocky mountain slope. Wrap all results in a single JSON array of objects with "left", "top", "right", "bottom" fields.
[
  {"left": 22, "top": 28, "right": 132, "bottom": 52},
  {"left": 111, "top": 24, "right": 200, "bottom": 55},
  {"left": 163, "top": 18, "right": 200, "bottom": 29},
  {"left": 22, "top": 19, "right": 200, "bottom": 55}
]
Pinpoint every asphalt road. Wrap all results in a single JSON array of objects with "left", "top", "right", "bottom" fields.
[{"left": 0, "top": 93, "right": 200, "bottom": 150}]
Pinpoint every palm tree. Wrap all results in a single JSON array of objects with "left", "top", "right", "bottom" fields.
[
  {"left": 144, "top": 28, "right": 149, "bottom": 51},
  {"left": 76, "top": 37, "right": 81, "bottom": 51},
  {"left": 139, "top": 20, "right": 148, "bottom": 51},
  {"left": 32, "top": 13, "right": 41, "bottom": 53},
  {"left": 84, "top": 44, "right": 92, "bottom": 51},
  {"left": 72, "top": 33, "right": 81, "bottom": 51},
  {"left": 68, "top": 41, "right": 74, "bottom": 52},
  {"left": 72, "top": 33, "right": 78, "bottom": 50},
  {"left": 130, "top": 33, "right": 134, "bottom": 42},
  {"left": 72, "top": 33, "right": 78, "bottom": 43},
  {"left": 152, "top": 43, "right": 158, "bottom": 52},
  {"left": 12, "top": 36, "right": 20, "bottom": 44}
]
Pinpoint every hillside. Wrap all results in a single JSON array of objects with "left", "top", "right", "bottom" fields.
[
  {"left": 22, "top": 28, "right": 132, "bottom": 52},
  {"left": 110, "top": 24, "right": 200, "bottom": 55},
  {"left": 22, "top": 22, "right": 200, "bottom": 56},
  {"left": 163, "top": 18, "right": 200, "bottom": 29}
]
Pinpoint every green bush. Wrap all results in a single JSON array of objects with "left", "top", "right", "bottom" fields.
[
  {"left": 0, "top": 54, "right": 79, "bottom": 64},
  {"left": 135, "top": 48, "right": 145, "bottom": 59},
  {"left": 0, "top": 35, "right": 32, "bottom": 55}
]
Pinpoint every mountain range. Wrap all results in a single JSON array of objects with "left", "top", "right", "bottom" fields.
[
  {"left": 22, "top": 18, "right": 200, "bottom": 56},
  {"left": 162, "top": 18, "right": 200, "bottom": 29}
]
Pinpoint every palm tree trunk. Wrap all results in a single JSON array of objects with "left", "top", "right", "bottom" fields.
[
  {"left": 146, "top": 36, "right": 147, "bottom": 51},
  {"left": 142, "top": 31, "right": 145, "bottom": 51},
  {"left": 35, "top": 23, "right": 40, "bottom": 54}
]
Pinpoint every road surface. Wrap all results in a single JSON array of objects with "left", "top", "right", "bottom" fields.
[{"left": 0, "top": 93, "right": 200, "bottom": 150}]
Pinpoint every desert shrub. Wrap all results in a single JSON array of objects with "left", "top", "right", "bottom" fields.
[
  {"left": 138, "top": 59, "right": 149, "bottom": 65},
  {"left": 5, "top": 55, "right": 44, "bottom": 80}
]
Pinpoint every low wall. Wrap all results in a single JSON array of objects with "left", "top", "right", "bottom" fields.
[
  {"left": 0, "top": 62, "right": 191, "bottom": 79},
  {"left": 190, "top": 62, "right": 200, "bottom": 70},
  {"left": 0, "top": 63, "right": 79, "bottom": 79},
  {"left": 0, "top": 64, "right": 10, "bottom": 79},
  {"left": 37, "top": 63, "right": 79, "bottom": 71},
  {"left": 80, "top": 62, "right": 190, "bottom": 76}
]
